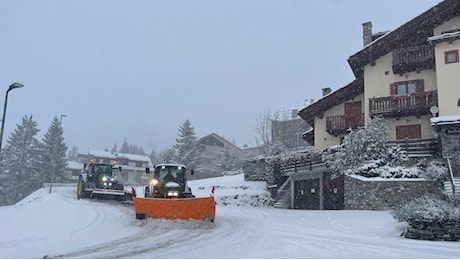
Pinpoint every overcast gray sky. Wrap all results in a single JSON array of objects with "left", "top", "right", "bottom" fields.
[{"left": 0, "top": 0, "right": 441, "bottom": 154}]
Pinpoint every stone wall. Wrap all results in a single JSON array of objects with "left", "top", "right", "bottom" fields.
[
  {"left": 437, "top": 125, "right": 460, "bottom": 177},
  {"left": 403, "top": 220, "right": 460, "bottom": 241},
  {"left": 344, "top": 175, "right": 443, "bottom": 210}
]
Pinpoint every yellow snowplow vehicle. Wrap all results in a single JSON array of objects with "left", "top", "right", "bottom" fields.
[{"left": 133, "top": 164, "right": 215, "bottom": 222}]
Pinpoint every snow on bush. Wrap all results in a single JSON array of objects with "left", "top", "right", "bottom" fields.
[
  {"left": 216, "top": 192, "right": 274, "bottom": 207},
  {"left": 192, "top": 174, "right": 274, "bottom": 207},
  {"left": 326, "top": 116, "right": 448, "bottom": 180},
  {"left": 392, "top": 194, "right": 460, "bottom": 224},
  {"left": 416, "top": 159, "right": 449, "bottom": 181}
]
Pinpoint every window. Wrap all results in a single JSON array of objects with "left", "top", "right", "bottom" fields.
[
  {"left": 444, "top": 50, "right": 459, "bottom": 64},
  {"left": 390, "top": 80, "right": 424, "bottom": 96}
]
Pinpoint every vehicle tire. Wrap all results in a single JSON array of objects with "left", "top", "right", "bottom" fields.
[{"left": 136, "top": 213, "right": 146, "bottom": 220}]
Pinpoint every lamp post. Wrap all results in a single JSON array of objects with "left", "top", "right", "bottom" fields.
[
  {"left": 50, "top": 114, "right": 67, "bottom": 194},
  {"left": 0, "top": 82, "right": 24, "bottom": 157},
  {"left": 60, "top": 114, "right": 67, "bottom": 125}
]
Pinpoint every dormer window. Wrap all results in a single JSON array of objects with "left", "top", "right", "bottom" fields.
[{"left": 444, "top": 50, "right": 459, "bottom": 64}]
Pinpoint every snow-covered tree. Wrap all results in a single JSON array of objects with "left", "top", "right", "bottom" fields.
[
  {"left": 0, "top": 115, "right": 42, "bottom": 204},
  {"left": 149, "top": 150, "right": 157, "bottom": 165},
  {"left": 119, "top": 139, "right": 146, "bottom": 155},
  {"left": 111, "top": 144, "right": 118, "bottom": 153},
  {"left": 41, "top": 116, "right": 68, "bottom": 183},
  {"left": 119, "top": 139, "right": 129, "bottom": 154},
  {"left": 327, "top": 116, "right": 408, "bottom": 177},
  {"left": 265, "top": 137, "right": 286, "bottom": 156},
  {"left": 67, "top": 145, "right": 79, "bottom": 160},
  {"left": 173, "top": 120, "right": 199, "bottom": 168},
  {"left": 216, "top": 146, "right": 239, "bottom": 172},
  {"left": 158, "top": 148, "right": 175, "bottom": 163}
]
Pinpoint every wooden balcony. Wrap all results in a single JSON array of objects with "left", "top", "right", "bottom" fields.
[
  {"left": 369, "top": 91, "right": 438, "bottom": 118},
  {"left": 326, "top": 114, "right": 364, "bottom": 136},
  {"left": 392, "top": 44, "right": 434, "bottom": 75},
  {"left": 387, "top": 138, "right": 438, "bottom": 158}
]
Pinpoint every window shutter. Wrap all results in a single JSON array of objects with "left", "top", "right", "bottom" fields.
[
  {"left": 416, "top": 79, "right": 424, "bottom": 93},
  {"left": 390, "top": 83, "right": 397, "bottom": 95}
]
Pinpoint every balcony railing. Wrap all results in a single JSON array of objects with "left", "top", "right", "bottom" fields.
[
  {"left": 392, "top": 45, "right": 434, "bottom": 74},
  {"left": 326, "top": 114, "right": 364, "bottom": 136},
  {"left": 387, "top": 138, "right": 438, "bottom": 158},
  {"left": 369, "top": 90, "right": 438, "bottom": 117}
]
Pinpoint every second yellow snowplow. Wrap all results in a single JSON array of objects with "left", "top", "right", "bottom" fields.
[{"left": 133, "top": 164, "right": 215, "bottom": 222}]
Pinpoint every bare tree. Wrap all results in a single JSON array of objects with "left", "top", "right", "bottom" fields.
[{"left": 253, "top": 110, "right": 272, "bottom": 149}]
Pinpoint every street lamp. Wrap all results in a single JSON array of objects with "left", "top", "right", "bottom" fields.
[
  {"left": 0, "top": 82, "right": 24, "bottom": 155},
  {"left": 60, "top": 114, "right": 67, "bottom": 125},
  {"left": 50, "top": 114, "right": 67, "bottom": 194}
]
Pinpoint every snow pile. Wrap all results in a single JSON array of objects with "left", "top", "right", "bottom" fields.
[{"left": 189, "top": 174, "right": 274, "bottom": 207}]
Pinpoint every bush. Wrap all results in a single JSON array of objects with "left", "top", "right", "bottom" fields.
[{"left": 392, "top": 194, "right": 460, "bottom": 224}]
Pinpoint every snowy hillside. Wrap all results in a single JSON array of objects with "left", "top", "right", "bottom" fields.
[{"left": 1, "top": 174, "right": 459, "bottom": 258}]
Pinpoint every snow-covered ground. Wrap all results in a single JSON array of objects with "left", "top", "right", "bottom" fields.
[{"left": 1, "top": 174, "right": 459, "bottom": 259}]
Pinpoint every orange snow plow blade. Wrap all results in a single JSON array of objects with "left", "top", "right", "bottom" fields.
[{"left": 133, "top": 196, "right": 215, "bottom": 222}]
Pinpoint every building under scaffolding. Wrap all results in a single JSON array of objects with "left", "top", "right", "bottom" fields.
[{"left": 271, "top": 106, "right": 312, "bottom": 150}]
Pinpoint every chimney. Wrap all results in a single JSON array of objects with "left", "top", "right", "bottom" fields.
[
  {"left": 362, "top": 21, "right": 372, "bottom": 46},
  {"left": 322, "top": 87, "right": 332, "bottom": 96}
]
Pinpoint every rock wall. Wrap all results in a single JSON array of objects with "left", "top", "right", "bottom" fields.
[{"left": 344, "top": 175, "right": 443, "bottom": 210}]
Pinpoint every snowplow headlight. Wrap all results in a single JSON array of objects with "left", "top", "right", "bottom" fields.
[
  {"left": 102, "top": 176, "right": 108, "bottom": 181},
  {"left": 150, "top": 179, "right": 158, "bottom": 186},
  {"left": 167, "top": 191, "right": 179, "bottom": 197}
]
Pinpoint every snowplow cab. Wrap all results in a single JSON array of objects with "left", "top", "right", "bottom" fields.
[
  {"left": 87, "top": 162, "right": 123, "bottom": 190},
  {"left": 77, "top": 160, "right": 132, "bottom": 201},
  {"left": 144, "top": 164, "right": 195, "bottom": 199}
]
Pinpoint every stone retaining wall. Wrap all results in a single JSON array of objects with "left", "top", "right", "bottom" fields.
[
  {"left": 403, "top": 221, "right": 460, "bottom": 241},
  {"left": 344, "top": 175, "right": 443, "bottom": 210}
]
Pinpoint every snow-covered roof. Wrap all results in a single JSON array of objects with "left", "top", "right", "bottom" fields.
[
  {"left": 427, "top": 31, "right": 460, "bottom": 43},
  {"left": 430, "top": 114, "right": 460, "bottom": 126},
  {"left": 88, "top": 150, "right": 151, "bottom": 162},
  {"left": 88, "top": 150, "right": 116, "bottom": 159},
  {"left": 348, "top": 0, "right": 460, "bottom": 78},
  {"left": 66, "top": 161, "right": 84, "bottom": 170}
]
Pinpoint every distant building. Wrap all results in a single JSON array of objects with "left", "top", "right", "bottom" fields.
[
  {"left": 66, "top": 150, "right": 153, "bottom": 184},
  {"left": 195, "top": 133, "right": 254, "bottom": 178},
  {"left": 270, "top": 108, "right": 311, "bottom": 150}
]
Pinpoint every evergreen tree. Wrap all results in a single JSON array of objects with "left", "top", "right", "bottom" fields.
[
  {"left": 265, "top": 137, "right": 286, "bottom": 156},
  {"left": 119, "top": 139, "right": 129, "bottom": 153},
  {"left": 173, "top": 120, "right": 199, "bottom": 167},
  {"left": 149, "top": 150, "right": 157, "bottom": 165},
  {"left": 111, "top": 144, "right": 118, "bottom": 153},
  {"left": 67, "top": 145, "right": 79, "bottom": 160},
  {"left": 118, "top": 139, "right": 146, "bottom": 155},
  {"left": 160, "top": 148, "right": 176, "bottom": 163},
  {"left": 216, "top": 146, "right": 238, "bottom": 172},
  {"left": 41, "top": 116, "right": 68, "bottom": 183},
  {"left": 0, "top": 115, "right": 42, "bottom": 204},
  {"left": 327, "top": 116, "right": 408, "bottom": 177}
]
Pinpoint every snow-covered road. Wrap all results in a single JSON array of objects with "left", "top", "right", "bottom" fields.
[{"left": 1, "top": 174, "right": 459, "bottom": 258}]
